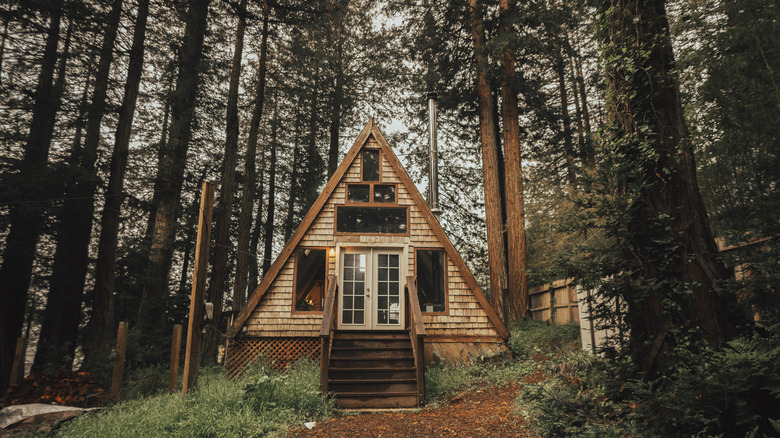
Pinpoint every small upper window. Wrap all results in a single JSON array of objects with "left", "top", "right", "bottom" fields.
[
  {"left": 373, "top": 184, "right": 395, "bottom": 203},
  {"left": 295, "top": 248, "right": 326, "bottom": 311},
  {"left": 362, "top": 150, "right": 380, "bottom": 181},
  {"left": 347, "top": 184, "right": 370, "bottom": 203}
]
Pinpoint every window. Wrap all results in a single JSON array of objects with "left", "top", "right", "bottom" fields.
[
  {"left": 347, "top": 183, "right": 396, "bottom": 204},
  {"left": 417, "top": 249, "right": 446, "bottom": 313},
  {"left": 294, "top": 248, "right": 326, "bottom": 311},
  {"left": 362, "top": 150, "right": 380, "bottom": 181},
  {"left": 373, "top": 184, "right": 395, "bottom": 203},
  {"left": 336, "top": 206, "right": 408, "bottom": 234},
  {"left": 347, "top": 184, "right": 370, "bottom": 203}
]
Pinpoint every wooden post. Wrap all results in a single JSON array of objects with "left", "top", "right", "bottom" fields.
[
  {"left": 168, "top": 324, "right": 183, "bottom": 392},
  {"left": 182, "top": 181, "right": 214, "bottom": 397},
  {"left": 111, "top": 321, "right": 128, "bottom": 399},
  {"left": 9, "top": 337, "right": 27, "bottom": 385}
]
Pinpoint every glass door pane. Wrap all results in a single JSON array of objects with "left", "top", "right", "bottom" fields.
[
  {"left": 341, "top": 253, "right": 366, "bottom": 325},
  {"left": 376, "top": 253, "right": 401, "bottom": 326}
]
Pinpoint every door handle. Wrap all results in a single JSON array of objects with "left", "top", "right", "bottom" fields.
[{"left": 366, "top": 287, "right": 370, "bottom": 297}]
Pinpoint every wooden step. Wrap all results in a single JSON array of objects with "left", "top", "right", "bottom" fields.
[
  {"left": 333, "top": 330, "right": 409, "bottom": 341},
  {"left": 329, "top": 379, "right": 417, "bottom": 393},
  {"left": 329, "top": 367, "right": 416, "bottom": 380},
  {"left": 330, "top": 357, "right": 415, "bottom": 369},
  {"left": 333, "top": 392, "right": 419, "bottom": 409},
  {"left": 332, "top": 338, "right": 411, "bottom": 349}
]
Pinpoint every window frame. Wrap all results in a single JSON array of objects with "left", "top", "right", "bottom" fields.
[
  {"left": 414, "top": 247, "right": 449, "bottom": 315},
  {"left": 290, "top": 246, "right": 329, "bottom": 315},
  {"left": 346, "top": 182, "right": 398, "bottom": 205}
]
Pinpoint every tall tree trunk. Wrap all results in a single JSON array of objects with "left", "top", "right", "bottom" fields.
[
  {"left": 596, "top": 0, "right": 735, "bottom": 370},
  {"left": 572, "top": 38, "right": 594, "bottom": 166},
  {"left": 284, "top": 105, "right": 303, "bottom": 243},
  {"left": 82, "top": 0, "right": 150, "bottom": 373},
  {"left": 555, "top": 45, "right": 577, "bottom": 189},
  {"left": 326, "top": 1, "right": 345, "bottom": 179},
  {"left": 468, "top": 0, "right": 508, "bottom": 322},
  {"left": 499, "top": 0, "right": 529, "bottom": 323},
  {"left": 234, "top": 4, "right": 269, "bottom": 311},
  {"left": 0, "top": 1, "right": 63, "bottom": 392},
  {"left": 203, "top": 0, "right": 247, "bottom": 363},
  {"left": 567, "top": 43, "right": 586, "bottom": 163},
  {"left": 35, "top": 0, "right": 123, "bottom": 372},
  {"left": 249, "top": 156, "right": 265, "bottom": 291},
  {"left": 135, "top": 0, "right": 211, "bottom": 337},
  {"left": 0, "top": 17, "right": 8, "bottom": 87},
  {"left": 262, "top": 98, "right": 279, "bottom": 275}
]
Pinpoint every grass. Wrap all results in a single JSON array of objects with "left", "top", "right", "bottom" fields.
[
  {"left": 425, "top": 320, "right": 581, "bottom": 403},
  {"left": 55, "top": 321, "right": 583, "bottom": 436},
  {"left": 56, "top": 360, "right": 333, "bottom": 438}
]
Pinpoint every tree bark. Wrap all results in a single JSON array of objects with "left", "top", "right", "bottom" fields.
[
  {"left": 0, "top": 1, "right": 63, "bottom": 392},
  {"left": 35, "top": 0, "right": 124, "bottom": 372},
  {"left": 262, "top": 97, "right": 279, "bottom": 276},
  {"left": 499, "top": 0, "right": 529, "bottom": 323},
  {"left": 136, "top": 0, "right": 211, "bottom": 336},
  {"left": 82, "top": 0, "right": 150, "bottom": 374},
  {"left": 468, "top": 0, "right": 508, "bottom": 322},
  {"left": 203, "top": 0, "right": 247, "bottom": 363},
  {"left": 234, "top": 3, "right": 269, "bottom": 311},
  {"left": 597, "top": 0, "right": 735, "bottom": 369}
]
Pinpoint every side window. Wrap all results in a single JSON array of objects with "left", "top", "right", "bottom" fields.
[
  {"left": 417, "top": 249, "right": 446, "bottom": 313},
  {"left": 295, "top": 248, "right": 326, "bottom": 311}
]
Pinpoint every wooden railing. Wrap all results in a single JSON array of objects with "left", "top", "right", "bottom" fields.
[
  {"left": 405, "top": 276, "right": 426, "bottom": 406},
  {"left": 319, "top": 275, "right": 338, "bottom": 393}
]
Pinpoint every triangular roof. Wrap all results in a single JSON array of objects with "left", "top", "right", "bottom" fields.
[{"left": 227, "top": 120, "right": 509, "bottom": 339}]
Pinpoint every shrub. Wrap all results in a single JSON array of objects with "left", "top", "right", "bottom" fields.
[
  {"left": 515, "top": 330, "right": 780, "bottom": 437},
  {"left": 508, "top": 320, "right": 581, "bottom": 360}
]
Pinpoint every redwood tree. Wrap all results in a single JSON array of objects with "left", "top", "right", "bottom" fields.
[
  {"left": 203, "top": 0, "right": 247, "bottom": 363},
  {"left": 498, "top": 0, "right": 529, "bottom": 323},
  {"left": 592, "top": 0, "right": 741, "bottom": 372},
  {"left": 83, "top": 0, "right": 151, "bottom": 372},
  {"left": 136, "top": 0, "right": 211, "bottom": 337},
  {"left": 0, "top": 0, "right": 64, "bottom": 393},
  {"left": 468, "top": 0, "right": 509, "bottom": 321}
]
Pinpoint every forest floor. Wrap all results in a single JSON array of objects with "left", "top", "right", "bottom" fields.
[{"left": 286, "top": 382, "right": 534, "bottom": 438}]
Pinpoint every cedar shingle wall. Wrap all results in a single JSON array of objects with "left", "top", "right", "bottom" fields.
[{"left": 244, "top": 136, "right": 500, "bottom": 339}]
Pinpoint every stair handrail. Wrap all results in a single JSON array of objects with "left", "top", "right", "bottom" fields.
[
  {"left": 405, "top": 276, "right": 426, "bottom": 406},
  {"left": 319, "top": 274, "right": 338, "bottom": 393}
]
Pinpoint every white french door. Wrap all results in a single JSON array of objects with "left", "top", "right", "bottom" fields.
[{"left": 339, "top": 248, "right": 405, "bottom": 330}]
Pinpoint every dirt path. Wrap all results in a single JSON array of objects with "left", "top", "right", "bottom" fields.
[{"left": 287, "top": 384, "right": 534, "bottom": 438}]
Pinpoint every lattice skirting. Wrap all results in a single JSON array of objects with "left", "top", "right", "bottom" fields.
[{"left": 226, "top": 337, "right": 320, "bottom": 377}]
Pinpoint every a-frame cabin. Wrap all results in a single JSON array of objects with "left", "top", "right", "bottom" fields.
[{"left": 226, "top": 120, "right": 509, "bottom": 408}]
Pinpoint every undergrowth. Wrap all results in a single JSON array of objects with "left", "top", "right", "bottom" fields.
[
  {"left": 56, "top": 360, "right": 333, "bottom": 438},
  {"left": 515, "top": 329, "right": 780, "bottom": 437},
  {"left": 425, "top": 320, "right": 580, "bottom": 403}
]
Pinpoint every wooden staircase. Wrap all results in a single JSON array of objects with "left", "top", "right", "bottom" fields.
[
  {"left": 319, "top": 275, "right": 426, "bottom": 409},
  {"left": 326, "top": 330, "right": 420, "bottom": 408}
]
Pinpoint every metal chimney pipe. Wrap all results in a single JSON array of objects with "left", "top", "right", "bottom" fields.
[{"left": 427, "top": 92, "right": 442, "bottom": 219}]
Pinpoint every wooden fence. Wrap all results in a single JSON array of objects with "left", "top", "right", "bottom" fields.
[{"left": 528, "top": 278, "right": 579, "bottom": 324}]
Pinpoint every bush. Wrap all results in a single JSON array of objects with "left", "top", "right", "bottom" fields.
[
  {"left": 508, "top": 320, "right": 581, "bottom": 360},
  {"left": 515, "top": 331, "right": 780, "bottom": 437}
]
